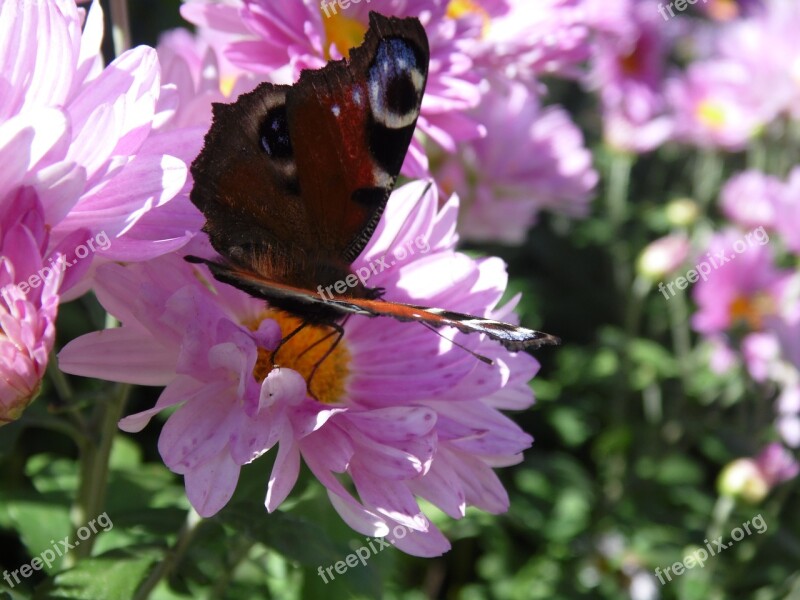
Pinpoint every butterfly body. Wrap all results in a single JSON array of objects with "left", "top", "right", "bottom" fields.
[{"left": 188, "top": 12, "right": 559, "bottom": 354}]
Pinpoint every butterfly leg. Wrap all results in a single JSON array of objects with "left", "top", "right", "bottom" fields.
[
  {"left": 270, "top": 319, "right": 310, "bottom": 368},
  {"left": 306, "top": 319, "right": 348, "bottom": 402}
]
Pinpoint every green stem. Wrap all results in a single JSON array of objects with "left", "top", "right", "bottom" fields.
[
  {"left": 667, "top": 286, "right": 693, "bottom": 388},
  {"left": 134, "top": 509, "right": 204, "bottom": 600},
  {"left": 46, "top": 349, "right": 74, "bottom": 403},
  {"left": 208, "top": 537, "right": 257, "bottom": 600},
  {"left": 692, "top": 149, "right": 723, "bottom": 210},
  {"left": 68, "top": 381, "right": 130, "bottom": 564},
  {"left": 606, "top": 151, "right": 634, "bottom": 420},
  {"left": 706, "top": 494, "right": 735, "bottom": 545}
]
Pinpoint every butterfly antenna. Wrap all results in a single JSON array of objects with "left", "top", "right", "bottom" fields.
[{"left": 419, "top": 322, "right": 493, "bottom": 365}]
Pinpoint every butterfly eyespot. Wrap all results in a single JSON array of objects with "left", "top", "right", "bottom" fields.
[
  {"left": 368, "top": 38, "right": 425, "bottom": 129},
  {"left": 260, "top": 105, "right": 292, "bottom": 160}
]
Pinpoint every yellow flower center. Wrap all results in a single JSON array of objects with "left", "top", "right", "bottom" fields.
[
  {"left": 219, "top": 75, "right": 237, "bottom": 97},
  {"left": 696, "top": 99, "right": 727, "bottom": 130},
  {"left": 249, "top": 310, "right": 350, "bottom": 404},
  {"left": 321, "top": 9, "right": 367, "bottom": 60},
  {"left": 447, "top": 0, "right": 491, "bottom": 37}
]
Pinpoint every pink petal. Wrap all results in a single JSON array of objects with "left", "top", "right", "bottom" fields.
[
  {"left": 158, "top": 386, "right": 238, "bottom": 472},
  {"left": 0, "top": 0, "right": 80, "bottom": 119},
  {"left": 58, "top": 327, "right": 177, "bottom": 385},
  {"left": 184, "top": 449, "right": 240, "bottom": 517},
  {"left": 0, "top": 109, "right": 71, "bottom": 189},
  {"left": 119, "top": 375, "right": 202, "bottom": 432},
  {"left": 265, "top": 432, "right": 301, "bottom": 512}
]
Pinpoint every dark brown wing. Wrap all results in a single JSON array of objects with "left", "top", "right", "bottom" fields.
[
  {"left": 286, "top": 12, "right": 429, "bottom": 262},
  {"left": 189, "top": 12, "right": 429, "bottom": 289}
]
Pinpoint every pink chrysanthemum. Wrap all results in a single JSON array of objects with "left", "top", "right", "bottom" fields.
[
  {"left": 181, "top": 0, "right": 485, "bottom": 176},
  {"left": 666, "top": 60, "right": 770, "bottom": 151},
  {"left": 692, "top": 229, "right": 789, "bottom": 335},
  {"left": 0, "top": 0, "right": 201, "bottom": 277},
  {"left": 772, "top": 167, "right": 800, "bottom": 255},
  {"left": 717, "top": 167, "right": 800, "bottom": 255},
  {"left": 59, "top": 182, "right": 541, "bottom": 556},
  {"left": 588, "top": 0, "right": 673, "bottom": 152},
  {"left": 449, "top": 0, "right": 592, "bottom": 82},
  {"left": 435, "top": 79, "right": 596, "bottom": 244},
  {"left": 0, "top": 191, "right": 90, "bottom": 424},
  {"left": 719, "top": 170, "right": 781, "bottom": 230},
  {"left": 156, "top": 27, "right": 259, "bottom": 130}
]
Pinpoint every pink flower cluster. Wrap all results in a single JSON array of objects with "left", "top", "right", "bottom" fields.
[
  {"left": 1, "top": 0, "right": 599, "bottom": 556},
  {"left": 589, "top": 0, "right": 800, "bottom": 152},
  {"left": 0, "top": 0, "right": 202, "bottom": 422},
  {"left": 692, "top": 168, "right": 800, "bottom": 449},
  {"left": 6, "top": 0, "right": 798, "bottom": 558}
]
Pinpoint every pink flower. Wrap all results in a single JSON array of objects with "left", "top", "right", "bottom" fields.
[
  {"left": 720, "top": 170, "right": 781, "bottom": 230},
  {"left": 456, "top": 0, "right": 593, "bottom": 82},
  {"left": 0, "top": 191, "right": 89, "bottom": 424},
  {"left": 637, "top": 234, "right": 690, "bottom": 281},
  {"left": 718, "top": 442, "right": 798, "bottom": 503},
  {"left": 181, "top": 0, "right": 486, "bottom": 176},
  {"left": 717, "top": 167, "right": 800, "bottom": 255},
  {"left": 755, "top": 441, "right": 799, "bottom": 486},
  {"left": 773, "top": 167, "right": 800, "bottom": 255},
  {"left": 666, "top": 60, "right": 769, "bottom": 151},
  {"left": 712, "top": 2, "right": 794, "bottom": 120},
  {"left": 692, "top": 229, "right": 789, "bottom": 335},
  {"left": 0, "top": 0, "right": 202, "bottom": 277},
  {"left": 588, "top": 0, "right": 673, "bottom": 152},
  {"left": 59, "top": 182, "right": 542, "bottom": 556},
  {"left": 699, "top": 0, "right": 764, "bottom": 21},
  {"left": 435, "top": 79, "right": 596, "bottom": 244},
  {"left": 156, "top": 27, "right": 257, "bottom": 130}
]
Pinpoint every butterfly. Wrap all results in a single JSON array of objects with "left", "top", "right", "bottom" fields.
[{"left": 187, "top": 12, "right": 559, "bottom": 382}]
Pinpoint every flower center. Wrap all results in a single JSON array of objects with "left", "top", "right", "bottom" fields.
[
  {"left": 447, "top": 0, "right": 491, "bottom": 37},
  {"left": 706, "top": 0, "right": 740, "bottom": 21},
  {"left": 250, "top": 311, "right": 350, "bottom": 404},
  {"left": 696, "top": 99, "right": 727, "bottom": 130},
  {"left": 321, "top": 9, "right": 367, "bottom": 61},
  {"left": 729, "top": 293, "right": 774, "bottom": 330}
]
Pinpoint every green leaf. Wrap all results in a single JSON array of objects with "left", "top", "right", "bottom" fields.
[{"left": 34, "top": 548, "right": 161, "bottom": 600}]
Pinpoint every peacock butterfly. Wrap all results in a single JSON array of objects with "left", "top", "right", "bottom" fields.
[{"left": 187, "top": 12, "right": 559, "bottom": 377}]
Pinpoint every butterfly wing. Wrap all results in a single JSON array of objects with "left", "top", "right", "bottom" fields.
[
  {"left": 285, "top": 11, "right": 429, "bottom": 262},
  {"left": 347, "top": 298, "right": 561, "bottom": 351},
  {"left": 188, "top": 255, "right": 560, "bottom": 351},
  {"left": 190, "top": 12, "right": 429, "bottom": 288}
]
